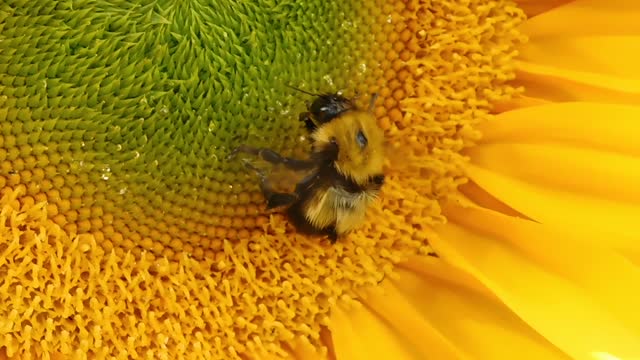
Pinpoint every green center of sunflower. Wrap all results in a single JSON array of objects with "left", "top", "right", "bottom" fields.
[{"left": 0, "top": 0, "right": 525, "bottom": 358}]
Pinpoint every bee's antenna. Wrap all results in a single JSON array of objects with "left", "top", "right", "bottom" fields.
[
  {"left": 368, "top": 93, "right": 379, "bottom": 113},
  {"left": 286, "top": 85, "right": 322, "bottom": 97}
]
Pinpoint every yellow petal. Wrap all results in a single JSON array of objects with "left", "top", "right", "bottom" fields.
[
  {"left": 260, "top": 335, "right": 330, "bottom": 360},
  {"left": 466, "top": 164, "right": 640, "bottom": 259},
  {"left": 283, "top": 337, "right": 327, "bottom": 360},
  {"left": 473, "top": 167, "right": 640, "bottom": 265},
  {"left": 458, "top": 181, "right": 529, "bottom": 220},
  {"left": 353, "top": 283, "right": 469, "bottom": 360},
  {"left": 476, "top": 102, "right": 640, "bottom": 157},
  {"left": 516, "top": 60, "right": 640, "bottom": 104},
  {"left": 521, "top": 0, "right": 640, "bottom": 37},
  {"left": 328, "top": 302, "right": 420, "bottom": 360},
  {"left": 395, "top": 257, "right": 570, "bottom": 359},
  {"left": 468, "top": 102, "right": 640, "bottom": 258},
  {"left": 448, "top": 205, "right": 640, "bottom": 333},
  {"left": 466, "top": 143, "right": 640, "bottom": 204},
  {"left": 431, "top": 205, "right": 640, "bottom": 360},
  {"left": 513, "top": 0, "right": 574, "bottom": 17},
  {"left": 493, "top": 95, "right": 551, "bottom": 113},
  {"left": 520, "top": 36, "right": 640, "bottom": 80},
  {"left": 469, "top": 165, "right": 640, "bottom": 264},
  {"left": 517, "top": 0, "right": 640, "bottom": 103}
]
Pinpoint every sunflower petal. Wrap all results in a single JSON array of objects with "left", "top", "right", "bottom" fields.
[
  {"left": 477, "top": 102, "right": 640, "bottom": 155},
  {"left": 516, "top": 60, "right": 640, "bottom": 104},
  {"left": 283, "top": 338, "right": 326, "bottom": 360},
  {"left": 466, "top": 163, "right": 640, "bottom": 259},
  {"left": 431, "top": 205, "right": 640, "bottom": 359},
  {"left": 328, "top": 302, "right": 419, "bottom": 360},
  {"left": 513, "top": 0, "right": 575, "bottom": 18},
  {"left": 468, "top": 102, "right": 640, "bottom": 258},
  {"left": 352, "top": 282, "right": 470, "bottom": 359},
  {"left": 519, "top": 36, "right": 640, "bottom": 79},
  {"left": 517, "top": 0, "right": 640, "bottom": 103},
  {"left": 521, "top": 0, "right": 640, "bottom": 37},
  {"left": 493, "top": 95, "right": 551, "bottom": 113},
  {"left": 466, "top": 143, "right": 640, "bottom": 204},
  {"left": 395, "top": 257, "right": 570, "bottom": 359},
  {"left": 458, "top": 181, "right": 529, "bottom": 219},
  {"left": 446, "top": 205, "right": 640, "bottom": 332}
]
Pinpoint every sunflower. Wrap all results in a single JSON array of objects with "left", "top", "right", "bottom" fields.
[{"left": 1, "top": 0, "right": 639, "bottom": 359}]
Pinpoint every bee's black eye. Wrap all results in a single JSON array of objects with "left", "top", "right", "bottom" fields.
[{"left": 356, "top": 130, "right": 368, "bottom": 148}]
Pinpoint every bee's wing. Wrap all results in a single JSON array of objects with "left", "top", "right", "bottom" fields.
[
  {"left": 267, "top": 165, "right": 316, "bottom": 194},
  {"left": 235, "top": 146, "right": 318, "bottom": 195}
]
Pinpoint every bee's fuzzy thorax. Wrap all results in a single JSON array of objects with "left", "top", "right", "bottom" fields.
[{"left": 311, "top": 110, "right": 385, "bottom": 185}]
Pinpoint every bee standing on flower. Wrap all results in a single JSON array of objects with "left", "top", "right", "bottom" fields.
[{"left": 229, "top": 89, "right": 385, "bottom": 243}]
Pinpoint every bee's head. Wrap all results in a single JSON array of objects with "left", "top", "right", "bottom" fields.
[
  {"left": 308, "top": 93, "right": 354, "bottom": 124},
  {"left": 312, "top": 110, "right": 385, "bottom": 185}
]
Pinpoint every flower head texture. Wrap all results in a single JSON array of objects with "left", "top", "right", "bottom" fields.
[{"left": 1, "top": 0, "right": 640, "bottom": 359}]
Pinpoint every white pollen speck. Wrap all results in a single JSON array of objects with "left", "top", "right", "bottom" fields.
[
  {"left": 100, "top": 165, "right": 111, "bottom": 180},
  {"left": 322, "top": 74, "right": 334, "bottom": 87}
]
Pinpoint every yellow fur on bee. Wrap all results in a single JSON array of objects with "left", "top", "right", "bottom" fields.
[{"left": 312, "top": 111, "right": 385, "bottom": 185}]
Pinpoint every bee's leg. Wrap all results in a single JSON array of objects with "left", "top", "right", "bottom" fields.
[
  {"left": 299, "top": 112, "right": 317, "bottom": 132},
  {"left": 265, "top": 192, "right": 298, "bottom": 210},
  {"left": 369, "top": 174, "right": 385, "bottom": 191},
  {"left": 368, "top": 93, "right": 379, "bottom": 113},
  {"left": 229, "top": 145, "right": 315, "bottom": 171},
  {"left": 242, "top": 160, "right": 298, "bottom": 209},
  {"left": 327, "top": 228, "right": 339, "bottom": 244},
  {"left": 293, "top": 172, "right": 319, "bottom": 195}
]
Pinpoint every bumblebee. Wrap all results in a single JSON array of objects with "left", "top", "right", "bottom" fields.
[{"left": 230, "top": 90, "right": 385, "bottom": 243}]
